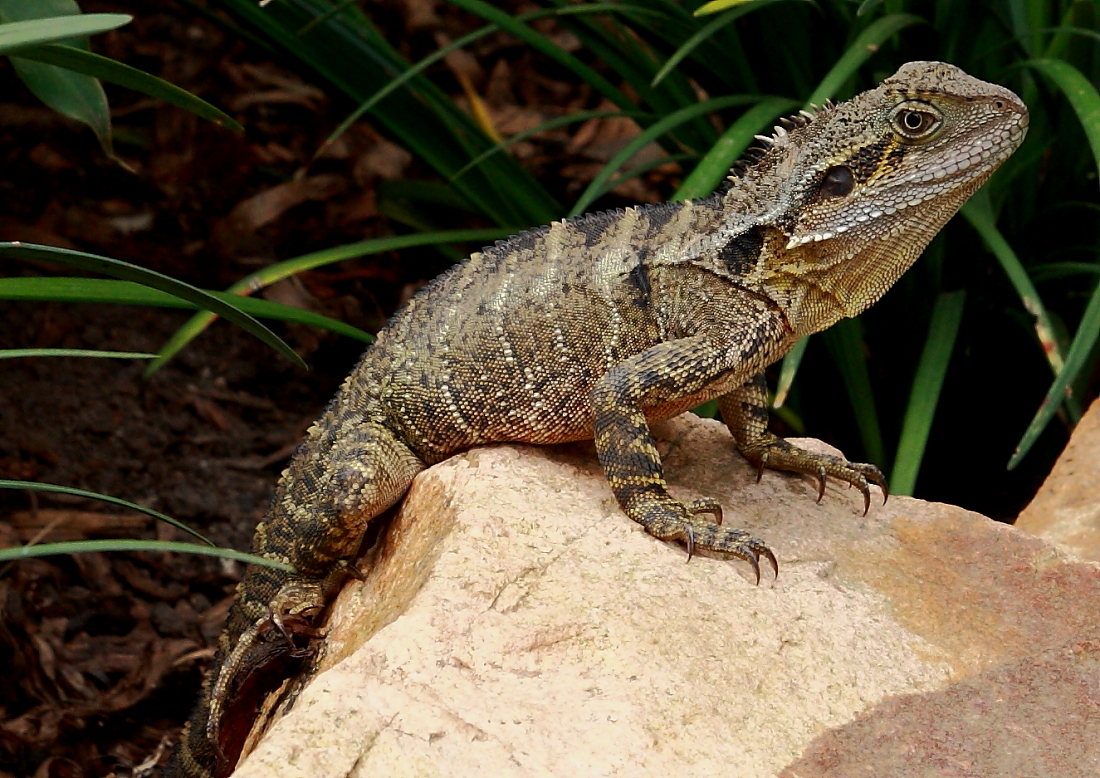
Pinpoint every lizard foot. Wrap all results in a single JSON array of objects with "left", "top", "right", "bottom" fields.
[
  {"left": 633, "top": 499, "right": 777, "bottom": 583},
  {"left": 206, "top": 577, "right": 331, "bottom": 765},
  {"left": 745, "top": 438, "right": 888, "bottom": 515}
]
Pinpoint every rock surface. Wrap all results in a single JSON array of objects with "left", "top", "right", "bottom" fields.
[
  {"left": 1016, "top": 397, "right": 1100, "bottom": 563},
  {"left": 231, "top": 414, "right": 1100, "bottom": 778}
]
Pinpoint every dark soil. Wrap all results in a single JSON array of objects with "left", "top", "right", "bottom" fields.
[
  {"left": 0, "top": 3, "right": 466, "bottom": 775},
  {"left": 0, "top": 302, "right": 342, "bottom": 778}
]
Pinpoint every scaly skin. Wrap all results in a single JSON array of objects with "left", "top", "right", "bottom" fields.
[{"left": 163, "top": 62, "right": 1028, "bottom": 777}]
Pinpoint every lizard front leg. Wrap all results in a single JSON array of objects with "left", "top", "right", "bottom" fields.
[
  {"left": 718, "top": 374, "right": 888, "bottom": 513},
  {"left": 590, "top": 336, "right": 777, "bottom": 582}
]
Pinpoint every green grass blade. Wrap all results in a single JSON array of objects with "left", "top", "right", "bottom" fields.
[
  {"left": 1009, "top": 275, "right": 1100, "bottom": 469},
  {"left": 0, "top": 539, "right": 293, "bottom": 571},
  {"left": 960, "top": 193, "right": 1066, "bottom": 379},
  {"left": 0, "top": 13, "right": 130, "bottom": 53},
  {"left": 673, "top": 96, "right": 799, "bottom": 200},
  {"left": 694, "top": 0, "right": 769, "bottom": 15},
  {"left": 0, "top": 277, "right": 372, "bottom": 343},
  {"left": 569, "top": 94, "right": 762, "bottom": 216},
  {"left": 217, "top": 0, "right": 559, "bottom": 227},
  {"left": 452, "top": 110, "right": 653, "bottom": 183},
  {"left": 891, "top": 290, "right": 966, "bottom": 495},
  {"left": 652, "top": 2, "right": 770, "bottom": 88},
  {"left": 320, "top": 20, "right": 503, "bottom": 155},
  {"left": 0, "top": 479, "right": 210, "bottom": 545},
  {"left": 321, "top": 4, "right": 652, "bottom": 156},
  {"left": 0, "top": 242, "right": 306, "bottom": 369},
  {"left": 0, "top": 348, "right": 155, "bottom": 359},
  {"left": 1030, "top": 261, "right": 1100, "bottom": 281},
  {"left": 587, "top": 152, "right": 697, "bottom": 203},
  {"left": 805, "top": 14, "right": 925, "bottom": 106},
  {"left": 1023, "top": 58, "right": 1100, "bottom": 179},
  {"left": 773, "top": 337, "right": 808, "bottom": 408},
  {"left": 9, "top": 44, "right": 242, "bottom": 129},
  {"left": 147, "top": 228, "right": 514, "bottom": 374},
  {"left": 208, "top": 229, "right": 516, "bottom": 293},
  {"left": 822, "top": 318, "right": 885, "bottom": 466},
  {"left": 545, "top": 1, "right": 708, "bottom": 124},
  {"left": 1041, "top": 25, "right": 1100, "bottom": 48},
  {"left": 445, "top": 0, "right": 636, "bottom": 115}
]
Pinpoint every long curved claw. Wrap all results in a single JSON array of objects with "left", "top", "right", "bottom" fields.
[
  {"left": 743, "top": 437, "right": 890, "bottom": 514},
  {"left": 759, "top": 546, "right": 778, "bottom": 581},
  {"left": 743, "top": 540, "right": 777, "bottom": 585},
  {"left": 868, "top": 468, "right": 889, "bottom": 504},
  {"left": 858, "top": 478, "right": 871, "bottom": 517},
  {"left": 684, "top": 523, "right": 695, "bottom": 563},
  {"left": 746, "top": 550, "right": 761, "bottom": 586}
]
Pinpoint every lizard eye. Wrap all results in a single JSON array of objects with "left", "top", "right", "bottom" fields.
[
  {"left": 820, "top": 165, "right": 854, "bottom": 198},
  {"left": 891, "top": 101, "right": 943, "bottom": 141}
]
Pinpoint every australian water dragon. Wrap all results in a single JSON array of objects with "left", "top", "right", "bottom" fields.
[{"left": 163, "top": 61, "right": 1028, "bottom": 777}]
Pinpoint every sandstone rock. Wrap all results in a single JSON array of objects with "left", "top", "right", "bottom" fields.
[
  {"left": 231, "top": 414, "right": 1100, "bottom": 778},
  {"left": 1016, "top": 397, "right": 1100, "bottom": 563}
]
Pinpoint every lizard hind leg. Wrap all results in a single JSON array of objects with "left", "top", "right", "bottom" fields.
[
  {"left": 222, "top": 418, "right": 426, "bottom": 730},
  {"left": 166, "top": 419, "right": 425, "bottom": 778},
  {"left": 718, "top": 374, "right": 888, "bottom": 515}
]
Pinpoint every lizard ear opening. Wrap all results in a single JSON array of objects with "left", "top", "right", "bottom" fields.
[{"left": 820, "top": 165, "right": 854, "bottom": 198}]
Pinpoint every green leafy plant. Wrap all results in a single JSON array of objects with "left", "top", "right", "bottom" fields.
[{"left": 0, "top": 0, "right": 242, "bottom": 160}]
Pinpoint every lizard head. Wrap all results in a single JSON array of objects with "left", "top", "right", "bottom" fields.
[{"left": 741, "top": 61, "right": 1028, "bottom": 319}]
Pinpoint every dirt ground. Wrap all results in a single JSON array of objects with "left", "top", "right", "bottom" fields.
[{"left": 0, "top": 300, "right": 343, "bottom": 777}]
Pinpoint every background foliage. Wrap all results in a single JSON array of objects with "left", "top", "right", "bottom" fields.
[
  {"left": 198, "top": 0, "right": 1099, "bottom": 516},
  {"left": 4, "top": 0, "right": 1099, "bottom": 522}
]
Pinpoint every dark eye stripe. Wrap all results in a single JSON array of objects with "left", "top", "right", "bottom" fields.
[{"left": 820, "top": 165, "right": 854, "bottom": 197}]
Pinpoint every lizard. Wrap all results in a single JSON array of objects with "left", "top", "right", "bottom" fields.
[{"left": 163, "top": 61, "right": 1028, "bottom": 777}]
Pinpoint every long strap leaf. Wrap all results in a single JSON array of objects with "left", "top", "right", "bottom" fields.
[
  {"left": 0, "top": 242, "right": 306, "bottom": 369},
  {"left": 0, "top": 480, "right": 211, "bottom": 545},
  {"left": 891, "top": 291, "right": 966, "bottom": 495},
  {"left": 0, "top": 539, "right": 294, "bottom": 571},
  {"left": 9, "top": 43, "right": 241, "bottom": 129},
  {"left": 0, "top": 13, "right": 129, "bottom": 53},
  {"left": 568, "top": 94, "right": 765, "bottom": 216},
  {"left": 0, "top": 277, "right": 372, "bottom": 343}
]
